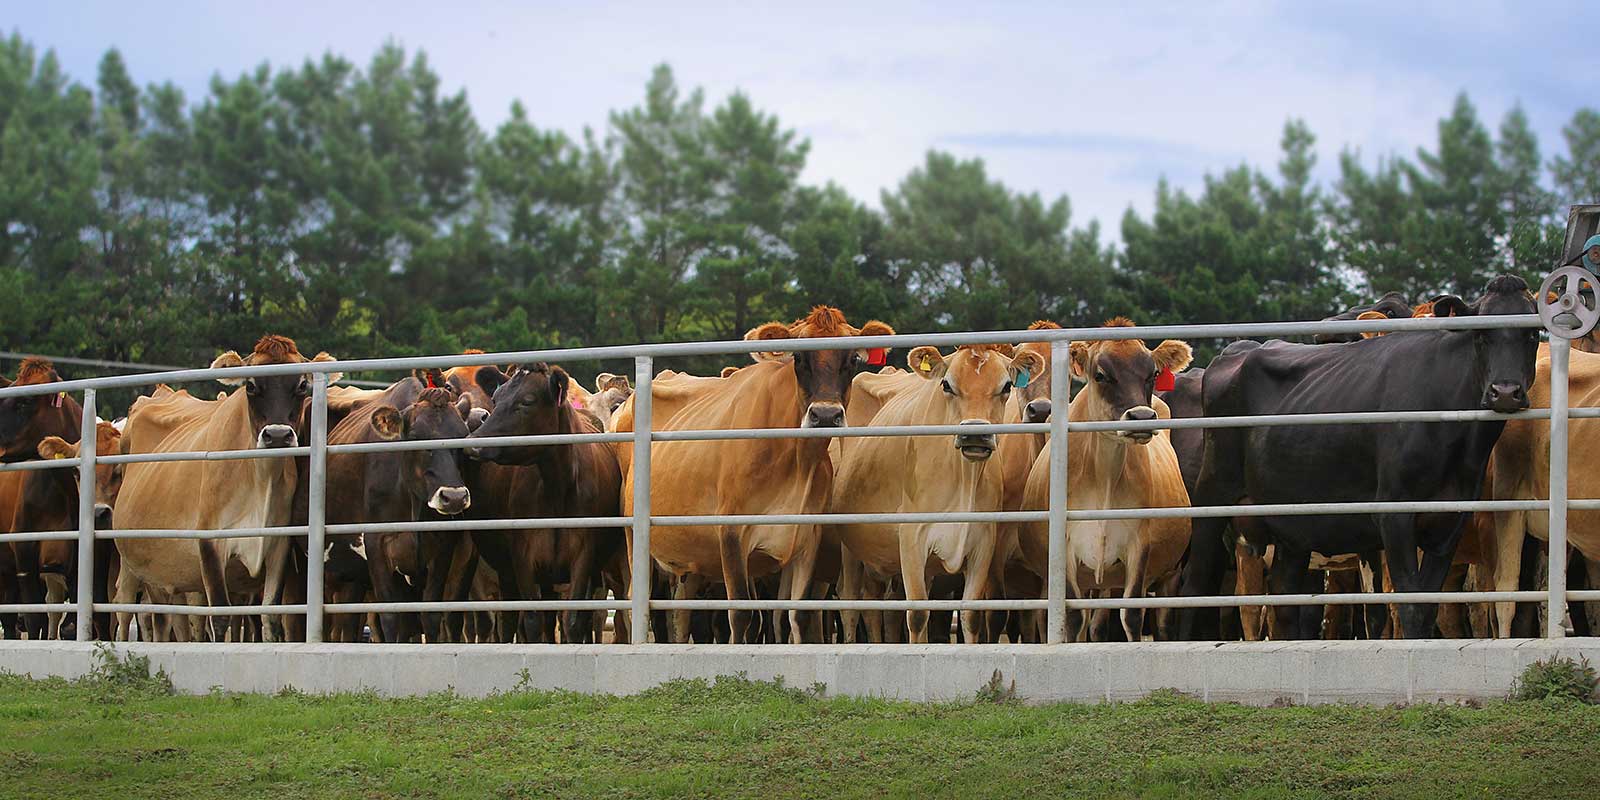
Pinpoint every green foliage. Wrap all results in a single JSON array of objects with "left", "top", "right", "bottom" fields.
[
  {"left": 0, "top": 32, "right": 1596, "bottom": 391},
  {"left": 81, "top": 643, "right": 174, "bottom": 703},
  {"left": 1509, "top": 656, "right": 1598, "bottom": 704}
]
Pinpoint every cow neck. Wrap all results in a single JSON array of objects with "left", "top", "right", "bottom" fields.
[
  {"left": 527, "top": 404, "right": 583, "bottom": 494},
  {"left": 1, "top": 389, "right": 82, "bottom": 463}
]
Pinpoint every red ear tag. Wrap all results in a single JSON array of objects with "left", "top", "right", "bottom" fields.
[
  {"left": 1155, "top": 368, "right": 1176, "bottom": 392},
  {"left": 425, "top": 373, "right": 436, "bottom": 389},
  {"left": 866, "top": 347, "right": 887, "bottom": 367}
]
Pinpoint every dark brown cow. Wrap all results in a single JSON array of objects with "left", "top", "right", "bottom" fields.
[
  {"left": 325, "top": 375, "right": 474, "bottom": 643},
  {"left": 465, "top": 363, "right": 625, "bottom": 643},
  {"left": 0, "top": 358, "right": 84, "bottom": 638}
]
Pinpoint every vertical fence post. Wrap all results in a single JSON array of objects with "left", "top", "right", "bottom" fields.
[
  {"left": 630, "top": 355, "right": 653, "bottom": 644},
  {"left": 1547, "top": 336, "right": 1571, "bottom": 639},
  {"left": 74, "top": 388, "right": 96, "bottom": 641},
  {"left": 1046, "top": 340, "right": 1071, "bottom": 644},
  {"left": 305, "top": 372, "right": 329, "bottom": 644}
]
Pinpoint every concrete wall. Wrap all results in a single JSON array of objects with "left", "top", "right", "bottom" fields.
[{"left": 4, "top": 639, "right": 1597, "bottom": 705}]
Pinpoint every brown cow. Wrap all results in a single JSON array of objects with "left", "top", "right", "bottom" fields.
[
  {"left": 1020, "top": 318, "right": 1193, "bottom": 641},
  {"left": 465, "top": 363, "right": 625, "bottom": 642},
  {"left": 325, "top": 375, "right": 474, "bottom": 643},
  {"left": 0, "top": 358, "right": 85, "bottom": 638},
  {"left": 33, "top": 423, "right": 124, "bottom": 639},
  {"left": 832, "top": 344, "right": 1043, "bottom": 643},
  {"left": 618, "top": 306, "right": 894, "bottom": 643},
  {"left": 114, "top": 336, "right": 338, "bottom": 641}
]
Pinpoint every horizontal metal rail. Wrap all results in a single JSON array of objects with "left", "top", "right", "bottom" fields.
[
  {"left": 0, "top": 350, "right": 389, "bottom": 388},
  {"left": 0, "top": 603, "right": 76, "bottom": 614},
  {"left": 95, "top": 603, "right": 308, "bottom": 616},
  {"left": 0, "top": 313, "right": 1540, "bottom": 399},
  {"left": 0, "top": 530, "right": 78, "bottom": 544},
  {"left": 654, "top": 599, "right": 1049, "bottom": 611},
  {"left": 327, "top": 600, "right": 628, "bottom": 614},
  {"left": 0, "top": 457, "right": 82, "bottom": 473}
]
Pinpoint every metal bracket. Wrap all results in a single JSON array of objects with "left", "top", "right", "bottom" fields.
[{"left": 1539, "top": 266, "right": 1600, "bottom": 339}]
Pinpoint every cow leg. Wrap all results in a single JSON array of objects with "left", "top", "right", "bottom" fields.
[
  {"left": 1178, "top": 516, "right": 1232, "bottom": 640},
  {"left": 899, "top": 537, "right": 932, "bottom": 644},
  {"left": 1234, "top": 540, "right": 1267, "bottom": 641},
  {"left": 838, "top": 544, "right": 865, "bottom": 644},
  {"left": 196, "top": 540, "right": 233, "bottom": 641},
  {"left": 1267, "top": 546, "right": 1312, "bottom": 640},
  {"left": 14, "top": 543, "right": 46, "bottom": 639},
  {"left": 562, "top": 538, "right": 599, "bottom": 645},
  {"left": 258, "top": 537, "right": 292, "bottom": 643},
  {"left": 959, "top": 538, "right": 995, "bottom": 646},
  {"left": 1380, "top": 513, "right": 1449, "bottom": 638},
  {"left": 1120, "top": 543, "right": 1148, "bottom": 643},
  {"left": 1491, "top": 510, "right": 1527, "bottom": 638},
  {"left": 367, "top": 538, "right": 412, "bottom": 644},
  {"left": 1582, "top": 555, "right": 1600, "bottom": 637},
  {"left": 1437, "top": 564, "right": 1469, "bottom": 639},
  {"left": 94, "top": 541, "right": 116, "bottom": 640},
  {"left": 669, "top": 573, "right": 702, "bottom": 644},
  {"left": 1356, "top": 551, "right": 1389, "bottom": 639},
  {"left": 716, "top": 527, "right": 754, "bottom": 644},
  {"left": 782, "top": 527, "right": 822, "bottom": 644}
]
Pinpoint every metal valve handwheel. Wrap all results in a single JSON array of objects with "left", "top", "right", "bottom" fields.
[{"left": 1539, "top": 266, "right": 1600, "bottom": 339}]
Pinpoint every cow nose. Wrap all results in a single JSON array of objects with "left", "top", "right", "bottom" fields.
[
  {"left": 93, "top": 504, "right": 112, "bottom": 527},
  {"left": 429, "top": 486, "right": 471, "bottom": 515},
  {"left": 1120, "top": 407, "right": 1158, "bottom": 442},
  {"left": 1485, "top": 382, "right": 1529, "bottom": 413},
  {"left": 954, "top": 419, "right": 997, "bottom": 461},
  {"left": 1024, "top": 399, "right": 1052, "bottom": 424},
  {"left": 806, "top": 404, "right": 845, "bottom": 429},
  {"left": 467, "top": 407, "right": 489, "bottom": 433},
  {"left": 257, "top": 424, "right": 298, "bottom": 449},
  {"left": 463, "top": 446, "right": 485, "bottom": 461}
]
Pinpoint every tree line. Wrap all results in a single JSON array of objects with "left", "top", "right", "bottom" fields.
[{"left": 3, "top": 33, "right": 1598, "bottom": 392}]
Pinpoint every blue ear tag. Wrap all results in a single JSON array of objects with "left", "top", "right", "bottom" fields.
[{"left": 1015, "top": 368, "right": 1030, "bottom": 389}]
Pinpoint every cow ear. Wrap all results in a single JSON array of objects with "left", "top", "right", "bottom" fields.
[
  {"left": 593, "top": 373, "right": 616, "bottom": 393},
  {"left": 370, "top": 406, "right": 404, "bottom": 441},
  {"left": 309, "top": 352, "right": 342, "bottom": 384},
  {"left": 474, "top": 366, "right": 508, "bottom": 398},
  {"left": 412, "top": 368, "right": 445, "bottom": 389},
  {"left": 745, "top": 321, "right": 793, "bottom": 363},
  {"left": 454, "top": 394, "right": 473, "bottom": 422},
  {"left": 550, "top": 367, "right": 570, "bottom": 406},
  {"left": 1069, "top": 342, "right": 1092, "bottom": 380},
  {"left": 1151, "top": 340, "right": 1193, "bottom": 373},
  {"left": 857, "top": 320, "right": 896, "bottom": 338},
  {"left": 720, "top": 366, "right": 740, "bottom": 378},
  {"left": 1010, "top": 350, "right": 1045, "bottom": 383},
  {"left": 37, "top": 436, "right": 76, "bottom": 460},
  {"left": 1356, "top": 310, "right": 1389, "bottom": 339},
  {"left": 906, "top": 346, "right": 947, "bottom": 380},
  {"left": 596, "top": 373, "right": 631, "bottom": 392},
  {"left": 210, "top": 351, "right": 246, "bottom": 386},
  {"left": 1431, "top": 295, "right": 1475, "bottom": 318}
]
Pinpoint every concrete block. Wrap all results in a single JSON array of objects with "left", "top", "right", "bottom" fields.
[
  {"left": 1011, "top": 645, "right": 1106, "bottom": 703},
  {"left": 1304, "top": 642, "right": 1411, "bottom": 705},
  {"left": 1103, "top": 642, "right": 1217, "bottom": 702},
  {"left": 827, "top": 646, "right": 930, "bottom": 701},
  {"left": 449, "top": 646, "right": 528, "bottom": 697},
  {"left": 1204, "top": 642, "right": 1308, "bottom": 705}
]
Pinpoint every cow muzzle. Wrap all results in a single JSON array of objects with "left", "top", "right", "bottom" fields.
[
  {"left": 1119, "top": 407, "right": 1157, "bottom": 443},
  {"left": 93, "top": 503, "right": 112, "bottom": 527},
  {"left": 955, "top": 419, "right": 997, "bottom": 461},
  {"left": 466, "top": 407, "right": 489, "bottom": 433},
  {"left": 1484, "top": 381, "right": 1529, "bottom": 414},
  {"left": 256, "top": 424, "right": 299, "bottom": 449},
  {"left": 803, "top": 402, "right": 845, "bottom": 429},
  {"left": 1023, "top": 399, "right": 1052, "bottom": 424},
  {"left": 428, "top": 485, "right": 471, "bottom": 515}
]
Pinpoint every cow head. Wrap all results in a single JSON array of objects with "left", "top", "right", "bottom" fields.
[
  {"left": 586, "top": 373, "right": 634, "bottom": 429},
  {"left": 1432, "top": 275, "right": 1538, "bottom": 414},
  {"left": 0, "top": 358, "right": 79, "bottom": 462},
  {"left": 442, "top": 350, "right": 504, "bottom": 432},
  {"left": 211, "top": 335, "right": 340, "bottom": 449},
  {"left": 1316, "top": 292, "right": 1415, "bottom": 343},
  {"left": 37, "top": 421, "right": 124, "bottom": 528},
  {"left": 1017, "top": 321, "right": 1059, "bottom": 424},
  {"left": 465, "top": 362, "right": 576, "bottom": 464},
  {"left": 1070, "top": 318, "right": 1193, "bottom": 444},
  {"left": 905, "top": 344, "right": 1045, "bottom": 461},
  {"left": 369, "top": 387, "right": 472, "bottom": 515},
  {"left": 745, "top": 306, "right": 895, "bottom": 429}
]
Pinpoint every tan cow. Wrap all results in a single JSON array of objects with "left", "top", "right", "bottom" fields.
[
  {"left": 832, "top": 344, "right": 1043, "bottom": 643},
  {"left": 113, "top": 336, "right": 338, "bottom": 641},
  {"left": 1020, "top": 318, "right": 1193, "bottom": 641},
  {"left": 990, "top": 321, "right": 1058, "bottom": 641},
  {"left": 617, "top": 306, "right": 894, "bottom": 643},
  {"left": 1489, "top": 344, "right": 1600, "bottom": 637}
]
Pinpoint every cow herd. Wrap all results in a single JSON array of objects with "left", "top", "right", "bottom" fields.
[{"left": 4, "top": 275, "right": 1600, "bottom": 645}]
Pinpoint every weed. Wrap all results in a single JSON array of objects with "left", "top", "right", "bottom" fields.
[
  {"left": 1509, "top": 655, "right": 1598, "bottom": 703},
  {"left": 975, "top": 668, "right": 1017, "bottom": 704},
  {"left": 80, "top": 644, "right": 172, "bottom": 702}
]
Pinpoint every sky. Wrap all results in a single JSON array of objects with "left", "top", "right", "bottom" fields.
[{"left": 11, "top": 1, "right": 1599, "bottom": 235}]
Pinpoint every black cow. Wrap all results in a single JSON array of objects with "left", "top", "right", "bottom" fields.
[
  {"left": 1178, "top": 276, "right": 1538, "bottom": 640},
  {"left": 1313, "top": 291, "right": 1415, "bottom": 343}
]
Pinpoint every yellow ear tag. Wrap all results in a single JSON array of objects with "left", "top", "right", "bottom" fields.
[
  {"left": 918, "top": 355, "right": 932, "bottom": 373},
  {"left": 51, "top": 452, "right": 64, "bottom": 460}
]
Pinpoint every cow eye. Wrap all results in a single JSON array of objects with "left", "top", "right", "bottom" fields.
[
  {"left": 245, "top": 379, "right": 261, "bottom": 396},
  {"left": 941, "top": 379, "right": 955, "bottom": 395},
  {"left": 1094, "top": 371, "right": 1109, "bottom": 383},
  {"left": 295, "top": 379, "right": 310, "bottom": 397},
  {"left": 998, "top": 381, "right": 1012, "bottom": 396}
]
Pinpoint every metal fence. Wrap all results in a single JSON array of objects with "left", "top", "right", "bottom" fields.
[{"left": 0, "top": 310, "right": 1593, "bottom": 646}]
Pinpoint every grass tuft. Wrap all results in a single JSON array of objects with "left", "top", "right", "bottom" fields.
[{"left": 1509, "top": 655, "right": 1598, "bottom": 704}]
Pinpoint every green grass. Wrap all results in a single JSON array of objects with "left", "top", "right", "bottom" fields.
[{"left": 1, "top": 666, "right": 1599, "bottom": 799}]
